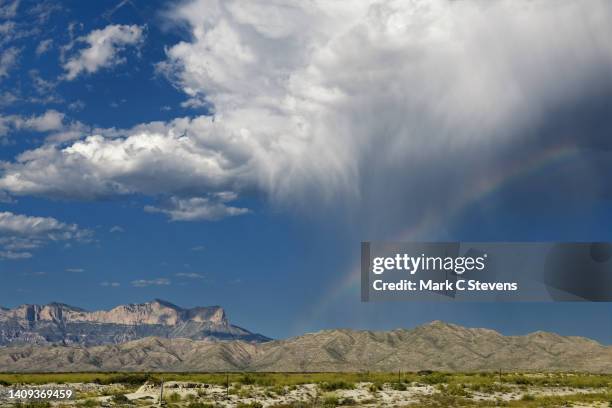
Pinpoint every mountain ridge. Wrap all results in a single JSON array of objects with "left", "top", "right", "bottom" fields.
[
  {"left": 0, "top": 320, "right": 609, "bottom": 373},
  {"left": 0, "top": 300, "right": 270, "bottom": 346},
  {"left": 0, "top": 299, "right": 228, "bottom": 326}
]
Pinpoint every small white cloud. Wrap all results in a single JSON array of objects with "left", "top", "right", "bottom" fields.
[
  {"left": 0, "top": 21, "right": 15, "bottom": 36},
  {"left": 191, "top": 245, "right": 205, "bottom": 251},
  {"left": 100, "top": 281, "right": 120, "bottom": 287},
  {"left": 109, "top": 225, "right": 124, "bottom": 233},
  {"left": 0, "top": 211, "right": 90, "bottom": 238},
  {"left": 17, "top": 110, "right": 64, "bottom": 132},
  {"left": 22, "top": 271, "right": 46, "bottom": 276},
  {"left": 63, "top": 24, "right": 144, "bottom": 80},
  {"left": 28, "top": 2, "right": 61, "bottom": 24},
  {"left": 66, "top": 268, "right": 84, "bottom": 273},
  {"left": 0, "top": 91, "right": 17, "bottom": 107},
  {"left": 29, "top": 70, "right": 57, "bottom": 95},
  {"left": 0, "top": 211, "right": 93, "bottom": 260},
  {"left": 0, "top": 110, "right": 65, "bottom": 139},
  {"left": 68, "top": 100, "right": 85, "bottom": 111},
  {"left": 35, "top": 39, "right": 53, "bottom": 56},
  {"left": 0, "top": 250, "right": 32, "bottom": 260},
  {"left": 0, "top": 0, "right": 19, "bottom": 19},
  {"left": 175, "top": 272, "right": 204, "bottom": 279},
  {"left": 131, "top": 278, "right": 171, "bottom": 287},
  {"left": 0, "top": 46, "right": 19, "bottom": 80},
  {"left": 145, "top": 193, "right": 250, "bottom": 222}
]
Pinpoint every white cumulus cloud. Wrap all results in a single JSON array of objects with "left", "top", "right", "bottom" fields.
[
  {"left": 145, "top": 193, "right": 249, "bottom": 221},
  {"left": 0, "top": 0, "right": 611, "bottom": 227},
  {"left": 63, "top": 24, "right": 144, "bottom": 80},
  {"left": 0, "top": 110, "right": 65, "bottom": 142}
]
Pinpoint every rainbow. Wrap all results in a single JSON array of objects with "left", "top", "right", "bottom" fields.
[{"left": 298, "top": 142, "right": 581, "bottom": 330}]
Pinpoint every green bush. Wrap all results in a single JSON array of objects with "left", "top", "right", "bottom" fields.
[
  {"left": 368, "top": 382, "right": 383, "bottom": 392},
  {"left": 111, "top": 394, "right": 130, "bottom": 404},
  {"left": 238, "top": 375, "right": 256, "bottom": 385},
  {"left": 441, "top": 383, "right": 470, "bottom": 397},
  {"left": 322, "top": 395, "right": 339, "bottom": 407},
  {"left": 421, "top": 372, "right": 450, "bottom": 385},
  {"left": 77, "top": 399, "right": 98, "bottom": 408},
  {"left": 513, "top": 376, "right": 533, "bottom": 386},
  {"left": 165, "top": 392, "right": 182, "bottom": 403},
  {"left": 391, "top": 382, "right": 407, "bottom": 391},
  {"left": 319, "top": 381, "right": 355, "bottom": 391},
  {"left": 339, "top": 396, "right": 357, "bottom": 405}
]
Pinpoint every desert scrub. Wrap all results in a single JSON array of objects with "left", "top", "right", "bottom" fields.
[
  {"left": 228, "top": 386, "right": 242, "bottom": 395},
  {"left": 321, "top": 394, "right": 340, "bottom": 407},
  {"left": 391, "top": 381, "right": 407, "bottom": 391},
  {"left": 74, "top": 391, "right": 101, "bottom": 400},
  {"left": 238, "top": 387, "right": 256, "bottom": 398},
  {"left": 12, "top": 403, "right": 52, "bottom": 408},
  {"left": 238, "top": 375, "right": 256, "bottom": 385},
  {"left": 318, "top": 380, "right": 355, "bottom": 391},
  {"left": 505, "top": 373, "right": 611, "bottom": 389},
  {"left": 414, "top": 392, "right": 471, "bottom": 407},
  {"left": 186, "top": 403, "right": 217, "bottom": 408},
  {"left": 103, "top": 386, "right": 131, "bottom": 396},
  {"left": 236, "top": 402, "right": 263, "bottom": 408},
  {"left": 76, "top": 399, "right": 99, "bottom": 408},
  {"left": 268, "top": 385, "right": 288, "bottom": 396},
  {"left": 110, "top": 393, "right": 131, "bottom": 405},
  {"left": 438, "top": 383, "right": 471, "bottom": 397},
  {"left": 466, "top": 381, "right": 512, "bottom": 394},
  {"left": 0, "top": 372, "right": 350, "bottom": 386},
  {"left": 238, "top": 374, "right": 274, "bottom": 387},
  {"left": 338, "top": 396, "right": 357, "bottom": 405},
  {"left": 420, "top": 372, "right": 450, "bottom": 385},
  {"left": 504, "top": 392, "right": 612, "bottom": 407},
  {"left": 164, "top": 392, "right": 182, "bottom": 403},
  {"left": 368, "top": 382, "right": 383, "bottom": 393},
  {"left": 94, "top": 374, "right": 153, "bottom": 386},
  {"left": 183, "top": 393, "right": 197, "bottom": 401}
]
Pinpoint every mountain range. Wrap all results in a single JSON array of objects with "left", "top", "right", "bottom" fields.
[
  {"left": 0, "top": 299, "right": 269, "bottom": 346},
  {"left": 0, "top": 300, "right": 610, "bottom": 372}
]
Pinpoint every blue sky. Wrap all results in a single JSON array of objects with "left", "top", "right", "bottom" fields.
[{"left": 0, "top": 0, "right": 610, "bottom": 344}]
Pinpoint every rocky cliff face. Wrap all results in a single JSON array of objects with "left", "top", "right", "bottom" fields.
[
  {"left": 0, "top": 299, "right": 227, "bottom": 326},
  {"left": 0, "top": 321, "right": 609, "bottom": 373},
  {"left": 0, "top": 300, "right": 269, "bottom": 346}
]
